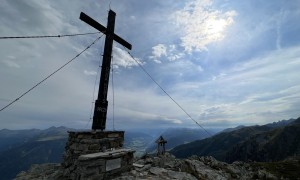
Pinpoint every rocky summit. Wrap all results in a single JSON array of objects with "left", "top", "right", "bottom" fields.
[{"left": 15, "top": 153, "right": 279, "bottom": 180}]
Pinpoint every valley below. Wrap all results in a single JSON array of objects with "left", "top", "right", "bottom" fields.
[{"left": 1, "top": 117, "right": 300, "bottom": 179}]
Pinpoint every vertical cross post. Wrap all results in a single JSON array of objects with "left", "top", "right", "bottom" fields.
[
  {"left": 80, "top": 10, "right": 132, "bottom": 131},
  {"left": 92, "top": 10, "right": 115, "bottom": 130}
]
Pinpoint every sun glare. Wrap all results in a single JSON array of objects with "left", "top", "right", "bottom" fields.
[
  {"left": 210, "top": 19, "right": 227, "bottom": 34},
  {"left": 206, "top": 18, "right": 228, "bottom": 41}
]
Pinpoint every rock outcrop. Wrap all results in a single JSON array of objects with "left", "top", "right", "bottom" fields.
[
  {"left": 113, "top": 153, "right": 277, "bottom": 180},
  {"left": 15, "top": 153, "right": 278, "bottom": 180}
]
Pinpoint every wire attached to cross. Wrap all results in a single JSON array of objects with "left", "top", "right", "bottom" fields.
[
  {"left": 126, "top": 50, "right": 212, "bottom": 137},
  {"left": 0, "top": 34, "right": 104, "bottom": 112},
  {"left": 0, "top": 32, "right": 100, "bottom": 40}
]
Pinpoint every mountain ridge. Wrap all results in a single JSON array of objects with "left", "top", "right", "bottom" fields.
[
  {"left": 226, "top": 118, "right": 300, "bottom": 162},
  {"left": 171, "top": 117, "right": 300, "bottom": 162}
]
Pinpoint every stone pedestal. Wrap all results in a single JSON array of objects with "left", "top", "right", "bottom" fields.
[
  {"left": 77, "top": 149, "right": 134, "bottom": 179},
  {"left": 62, "top": 131, "right": 134, "bottom": 179}
]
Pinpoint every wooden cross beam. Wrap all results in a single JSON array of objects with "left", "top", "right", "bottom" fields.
[
  {"left": 80, "top": 10, "right": 132, "bottom": 130},
  {"left": 80, "top": 12, "right": 132, "bottom": 50}
]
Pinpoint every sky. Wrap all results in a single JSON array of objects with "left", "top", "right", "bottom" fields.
[{"left": 1, "top": 0, "right": 300, "bottom": 130}]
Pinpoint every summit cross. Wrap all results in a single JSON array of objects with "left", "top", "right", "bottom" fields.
[{"left": 80, "top": 10, "right": 132, "bottom": 130}]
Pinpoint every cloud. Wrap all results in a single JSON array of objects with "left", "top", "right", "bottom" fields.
[
  {"left": 99, "top": 85, "right": 188, "bottom": 129},
  {"left": 83, "top": 70, "right": 97, "bottom": 76},
  {"left": 149, "top": 44, "right": 167, "bottom": 63},
  {"left": 116, "top": 107, "right": 182, "bottom": 125},
  {"left": 152, "top": 44, "right": 167, "bottom": 58},
  {"left": 1, "top": 0, "right": 299, "bottom": 130},
  {"left": 198, "top": 104, "right": 233, "bottom": 120},
  {"left": 168, "top": 45, "right": 300, "bottom": 125},
  {"left": 211, "top": 73, "right": 226, "bottom": 81},
  {"left": 150, "top": 44, "right": 185, "bottom": 63},
  {"left": 0, "top": 0, "right": 101, "bottom": 129},
  {"left": 153, "top": 59, "right": 162, "bottom": 64},
  {"left": 275, "top": 9, "right": 287, "bottom": 51},
  {"left": 167, "top": 44, "right": 185, "bottom": 61},
  {"left": 112, "top": 46, "right": 142, "bottom": 68},
  {"left": 173, "top": 0, "right": 237, "bottom": 52},
  {"left": 130, "top": 15, "right": 136, "bottom": 20},
  {"left": 2, "top": 60, "right": 21, "bottom": 68}
]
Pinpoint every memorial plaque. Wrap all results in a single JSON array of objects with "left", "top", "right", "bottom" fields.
[{"left": 106, "top": 158, "right": 121, "bottom": 171}]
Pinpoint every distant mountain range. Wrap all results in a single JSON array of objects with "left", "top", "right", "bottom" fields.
[
  {"left": 0, "top": 126, "right": 72, "bottom": 180},
  {"left": 0, "top": 126, "right": 213, "bottom": 180},
  {"left": 1, "top": 118, "right": 299, "bottom": 179},
  {"left": 171, "top": 118, "right": 300, "bottom": 163},
  {"left": 0, "top": 128, "right": 41, "bottom": 152}
]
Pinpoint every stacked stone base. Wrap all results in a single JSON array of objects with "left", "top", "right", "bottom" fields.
[
  {"left": 77, "top": 149, "right": 134, "bottom": 179},
  {"left": 62, "top": 131, "right": 134, "bottom": 180}
]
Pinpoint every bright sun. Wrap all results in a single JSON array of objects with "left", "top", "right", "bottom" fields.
[{"left": 206, "top": 19, "right": 228, "bottom": 41}]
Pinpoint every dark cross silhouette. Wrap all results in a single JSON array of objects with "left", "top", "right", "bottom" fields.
[
  {"left": 80, "top": 10, "right": 132, "bottom": 130},
  {"left": 156, "top": 136, "right": 167, "bottom": 156}
]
